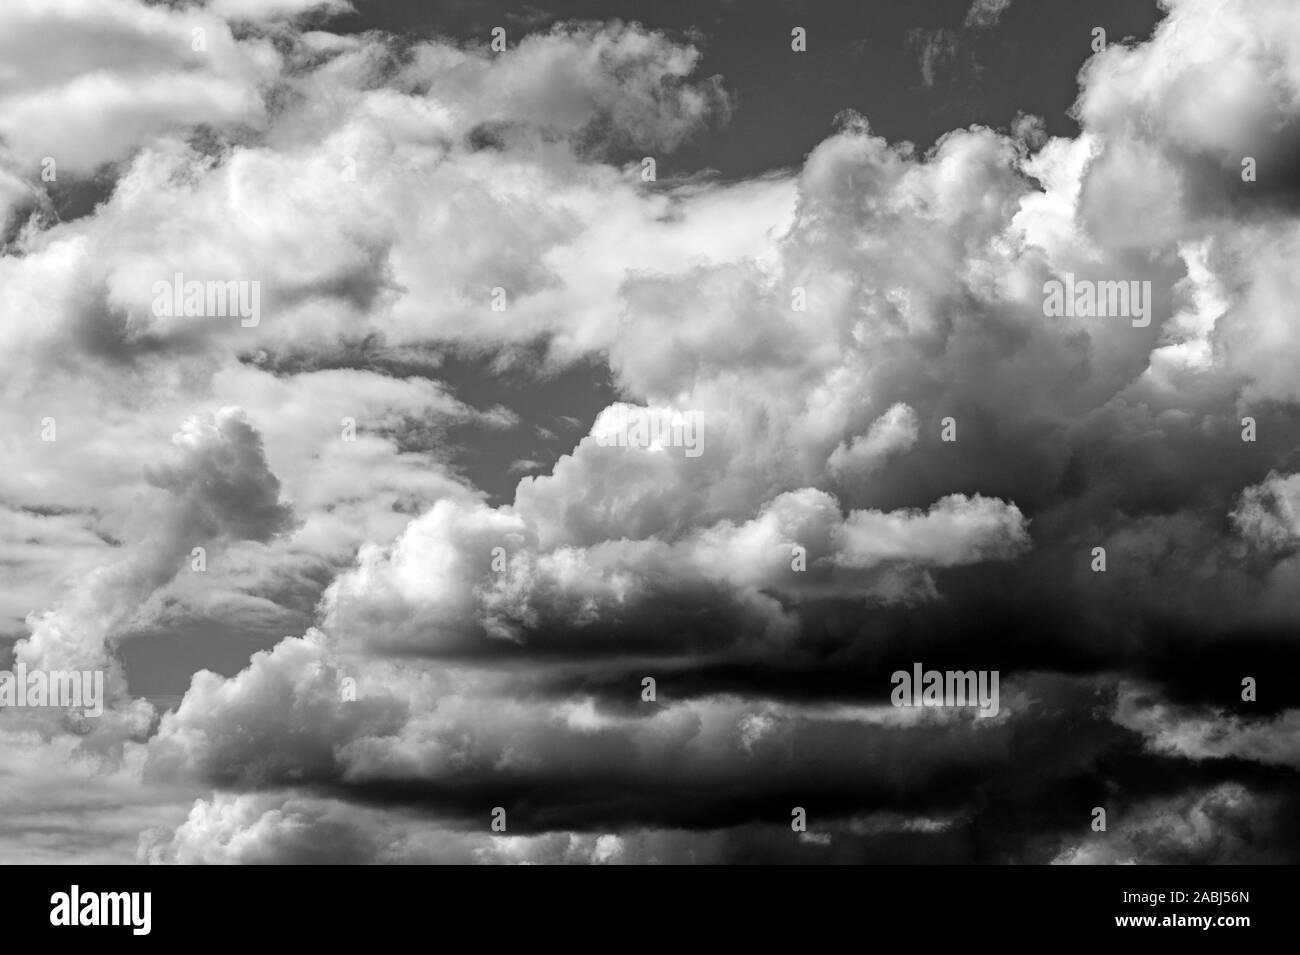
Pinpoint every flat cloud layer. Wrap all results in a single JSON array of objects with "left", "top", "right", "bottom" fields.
[{"left": 2, "top": 0, "right": 1299, "bottom": 863}]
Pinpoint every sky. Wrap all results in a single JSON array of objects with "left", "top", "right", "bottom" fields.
[{"left": 2, "top": 0, "right": 1300, "bottom": 864}]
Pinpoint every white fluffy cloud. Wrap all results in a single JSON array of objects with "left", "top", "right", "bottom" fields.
[
  {"left": 0, "top": 0, "right": 280, "bottom": 174},
  {"left": 320, "top": 484, "right": 1027, "bottom": 655}
]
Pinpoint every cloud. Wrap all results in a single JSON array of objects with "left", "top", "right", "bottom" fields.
[
  {"left": 205, "top": 0, "right": 355, "bottom": 23},
  {"left": 145, "top": 409, "right": 294, "bottom": 545},
  {"left": 139, "top": 791, "right": 978, "bottom": 864},
  {"left": 318, "top": 485, "right": 1028, "bottom": 656},
  {"left": 907, "top": 29, "right": 959, "bottom": 88},
  {"left": 144, "top": 635, "right": 1032, "bottom": 835},
  {"left": 0, "top": 0, "right": 280, "bottom": 174},
  {"left": 1051, "top": 784, "right": 1293, "bottom": 864},
  {"left": 1232, "top": 470, "right": 1300, "bottom": 553},
  {"left": 1114, "top": 683, "right": 1300, "bottom": 768},
  {"left": 965, "top": 0, "right": 1013, "bottom": 30},
  {"left": 412, "top": 21, "right": 732, "bottom": 153},
  {"left": 827, "top": 403, "right": 919, "bottom": 483},
  {"left": 17, "top": 409, "right": 293, "bottom": 679}
]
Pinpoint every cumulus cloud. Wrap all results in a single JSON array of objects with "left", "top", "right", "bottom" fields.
[
  {"left": 1232, "top": 470, "right": 1300, "bottom": 552},
  {"left": 139, "top": 791, "right": 981, "bottom": 864},
  {"left": 0, "top": 0, "right": 279, "bottom": 174},
  {"left": 18, "top": 408, "right": 292, "bottom": 678},
  {"left": 319, "top": 485, "right": 1028, "bottom": 656}
]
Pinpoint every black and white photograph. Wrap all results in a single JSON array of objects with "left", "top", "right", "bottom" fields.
[{"left": 0, "top": 0, "right": 1297, "bottom": 919}]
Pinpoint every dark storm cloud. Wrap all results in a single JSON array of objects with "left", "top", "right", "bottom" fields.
[{"left": 143, "top": 659, "right": 1300, "bottom": 862}]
